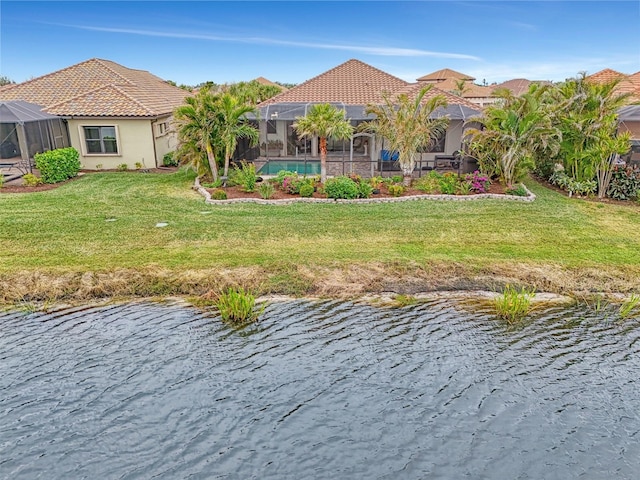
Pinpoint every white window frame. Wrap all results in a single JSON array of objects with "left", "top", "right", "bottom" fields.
[{"left": 79, "top": 125, "right": 121, "bottom": 156}]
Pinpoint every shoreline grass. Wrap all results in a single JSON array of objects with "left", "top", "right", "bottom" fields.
[{"left": 1, "top": 170, "right": 639, "bottom": 304}]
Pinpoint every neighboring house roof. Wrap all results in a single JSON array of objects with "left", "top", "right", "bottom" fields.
[
  {"left": 259, "top": 59, "right": 409, "bottom": 106},
  {"left": 392, "top": 83, "right": 481, "bottom": 111},
  {"left": 0, "top": 58, "right": 190, "bottom": 117},
  {"left": 416, "top": 68, "right": 475, "bottom": 83},
  {"left": 587, "top": 68, "right": 640, "bottom": 102},
  {"left": 254, "top": 76, "right": 288, "bottom": 91},
  {"left": 425, "top": 77, "right": 495, "bottom": 99},
  {"left": 493, "top": 78, "right": 552, "bottom": 96},
  {"left": 587, "top": 68, "right": 627, "bottom": 84}
]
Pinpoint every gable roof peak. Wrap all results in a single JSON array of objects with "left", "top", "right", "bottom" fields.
[{"left": 417, "top": 68, "right": 475, "bottom": 82}]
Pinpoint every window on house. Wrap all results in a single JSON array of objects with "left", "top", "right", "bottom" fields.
[
  {"left": 267, "top": 120, "right": 277, "bottom": 134},
  {"left": 157, "top": 122, "right": 169, "bottom": 136},
  {"left": 83, "top": 126, "right": 118, "bottom": 154}
]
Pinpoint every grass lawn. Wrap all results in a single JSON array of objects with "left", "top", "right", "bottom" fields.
[{"left": 1, "top": 169, "right": 639, "bottom": 303}]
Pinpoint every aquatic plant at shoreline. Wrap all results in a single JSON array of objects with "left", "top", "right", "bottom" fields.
[
  {"left": 215, "top": 287, "right": 266, "bottom": 324},
  {"left": 494, "top": 284, "right": 535, "bottom": 323}
]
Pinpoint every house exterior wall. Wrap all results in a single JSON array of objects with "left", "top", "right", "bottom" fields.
[
  {"left": 68, "top": 118, "right": 157, "bottom": 170},
  {"left": 152, "top": 115, "right": 179, "bottom": 165}
]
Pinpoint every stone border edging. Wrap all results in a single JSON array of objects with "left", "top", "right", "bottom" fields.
[{"left": 193, "top": 177, "right": 536, "bottom": 205}]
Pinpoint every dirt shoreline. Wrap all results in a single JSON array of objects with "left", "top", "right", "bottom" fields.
[{"left": 2, "top": 262, "right": 638, "bottom": 307}]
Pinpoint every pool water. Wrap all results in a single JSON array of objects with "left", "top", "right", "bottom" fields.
[{"left": 258, "top": 160, "right": 320, "bottom": 175}]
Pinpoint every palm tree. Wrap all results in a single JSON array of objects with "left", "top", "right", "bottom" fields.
[
  {"left": 466, "top": 84, "right": 560, "bottom": 188},
  {"left": 361, "top": 86, "right": 449, "bottom": 186},
  {"left": 174, "top": 88, "right": 221, "bottom": 181},
  {"left": 293, "top": 103, "right": 354, "bottom": 183},
  {"left": 550, "top": 73, "right": 632, "bottom": 185},
  {"left": 214, "top": 93, "right": 259, "bottom": 178}
]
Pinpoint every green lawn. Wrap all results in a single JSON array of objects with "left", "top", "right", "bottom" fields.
[{"left": 1, "top": 169, "right": 639, "bottom": 302}]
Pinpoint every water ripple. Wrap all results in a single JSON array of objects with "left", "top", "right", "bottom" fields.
[{"left": 1, "top": 300, "right": 639, "bottom": 479}]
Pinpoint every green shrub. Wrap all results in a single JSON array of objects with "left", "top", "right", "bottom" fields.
[
  {"left": 211, "top": 188, "right": 227, "bottom": 200},
  {"left": 505, "top": 184, "right": 529, "bottom": 197},
  {"left": 550, "top": 171, "right": 596, "bottom": 197},
  {"left": 0, "top": 174, "right": 4, "bottom": 188},
  {"left": 391, "top": 175, "right": 403, "bottom": 184},
  {"left": 34, "top": 147, "right": 80, "bottom": 184},
  {"left": 215, "top": 287, "right": 266, "bottom": 324},
  {"left": 231, "top": 160, "right": 258, "bottom": 192},
  {"left": 162, "top": 151, "right": 179, "bottom": 167},
  {"left": 607, "top": 165, "right": 640, "bottom": 201},
  {"left": 135, "top": 162, "right": 143, "bottom": 170},
  {"left": 358, "top": 181, "right": 373, "bottom": 198},
  {"left": 415, "top": 172, "right": 441, "bottom": 194},
  {"left": 494, "top": 285, "right": 535, "bottom": 323},
  {"left": 258, "top": 182, "right": 276, "bottom": 199},
  {"left": 324, "top": 176, "right": 359, "bottom": 199},
  {"left": 299, "top": 183, "right": 315, "bottom": 197},
  {"left": 117, "top": 163, "right": 128, "bottom": 172},
  {"left": 387, "top": 184, "right": 404, "bottom": 197},
  {"left": 438, "top": 172, "right": 459, "bottom": 195},
  {"left": 368, "top": 176, "right": 384, "bottom": 189},
  {"left": 96, "top": 163, "right": 103, "bottom": 170},
  {"left": 22, "top": 173, "right": 43, "bottom": 186}
]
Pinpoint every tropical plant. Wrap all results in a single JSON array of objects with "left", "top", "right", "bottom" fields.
[
  {"left": 387, "top": 184, "right": 405, "bottom": 197},
  {"left": 549, "top": 73, "right": 632, "bottom": 195},
  {"left": 607, "top": 165, "right": 640, "bottom": 200},
  {"left": 293, "top": 103, "right": 354, "bottom": 183},
  {"left": 299, "top": 183, "right": 315, "bottom": 197},
  {"left": 224, "top": 80, "right": 283, "bottom": 105},
  {"left": 174, "top": 87, "right": 222, "bottom": 181},
  {"left": 210, "top": 189, "right": 227, "bottom": 200},
  {"left": 230, "top": 160, "right": 259, "bottom": 192},
  {"left": 361, "top": 85, "right": 449, "bottom": 186},
  {"left": 465, "top": 85, "right": 560, "bottom": 188},
  {"left": 214, "top": 93, "right": 259, "bottom": 179}
]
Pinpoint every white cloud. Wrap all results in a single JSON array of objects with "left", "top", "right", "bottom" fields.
[{"left": 65, "top": 24, "right": 482, "bottom": 60}]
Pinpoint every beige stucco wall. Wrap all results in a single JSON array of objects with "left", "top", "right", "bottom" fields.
[
  {"left": 152, "top": 116, "right": 180, "bottom": 165},
  {"left": 68, "top": 118, "right": 158, "bottom": 170}
]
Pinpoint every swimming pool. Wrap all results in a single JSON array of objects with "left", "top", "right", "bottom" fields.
[{"left": 258, "top": 160, "right": 320, "bottom": 175}]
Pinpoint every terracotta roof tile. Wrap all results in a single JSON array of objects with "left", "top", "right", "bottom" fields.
[
  {"left": 416, "top": 68, "right": 475, "bottom": 82},
  {"left": 0, "top": 58, "right": 190, "bottom": 117},
  {"left": 493, "top": 78, "right": 552, "bottom": 96},
  {"left": 587, "top": 68, "right": 627, "bottom": 84},
  {"left": 392, "top": 83, "right": 482, "bottom": 110},
  {"left": 259, "top": 59, "right": 408, "bottom": 106},
  {"left": 427, "top": 78, "right": 494, "bottom": 98}
]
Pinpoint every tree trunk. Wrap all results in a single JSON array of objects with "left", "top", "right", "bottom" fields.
[
  {"left": 320, "top": 137, "right": 328, "bottom": 183},
  {"left": 206, "top": 144, "right": 218, "bottom": 181}
]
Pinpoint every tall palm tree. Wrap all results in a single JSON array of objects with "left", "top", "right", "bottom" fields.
[
  {"left": 362, "top": 86, "right": 449, "bottom": 186},
  {"left": 293, "top": 103, "right": 354, "bottom": 183},
  {"left": 214, "top": 93, "right": 259, "bottom": 178},
  {"left": 174, "top": 88, "right": 221, "bottom": 181}
]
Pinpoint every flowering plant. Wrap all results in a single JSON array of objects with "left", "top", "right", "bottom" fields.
[{"left": 464, "top": 170, "right": 491, "bottom": 193}]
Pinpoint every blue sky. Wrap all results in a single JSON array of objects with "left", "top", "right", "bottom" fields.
[{"left": 1, "top": 1, "right": 639, "bottom": 86}]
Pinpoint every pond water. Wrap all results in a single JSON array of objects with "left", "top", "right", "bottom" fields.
[{"left": 1, "top": 299, "right": 639, "bottom": 479}]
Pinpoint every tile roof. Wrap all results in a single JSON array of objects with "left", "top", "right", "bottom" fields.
[
  {"left": 0, "top": 58, "right": 190, "bottom": 117},
  {"left": 259, "top": 59, "right": 409, "bottom": 106},
  {"left": 493, "top": 78, "right": 552, "bottom": 96},
  {"left": 586, "top": 68, "right": 627, "bottom": 84},
  {"left": 416, "top": 68, "right": 475, "bottom": 82},
  {"left": 392, "top": 83, "right": 483, "bottom": 110},
  {"left": 587, "top": 69, "right": 640, "bottom": 102},
  {"left": 426, "top": 77, "right": 495, "bottom": 98}
]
